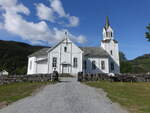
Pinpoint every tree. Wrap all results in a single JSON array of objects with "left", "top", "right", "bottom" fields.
[
  {"left": 145, "top": 24, "right": 150, "bottom": 41},
  {"left": 120, "top": 61, "right": 132, "bottom": 73},
  {"left": 119, "top": 52, "right": 127, "bottom": 62}
]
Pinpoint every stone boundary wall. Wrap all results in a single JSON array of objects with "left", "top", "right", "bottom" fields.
[
  {"left": 78, "top": 72, "right": 150, "bottom": 82},
  {"left": 0, "top": 74, "right": 52, "bottom": 85}
]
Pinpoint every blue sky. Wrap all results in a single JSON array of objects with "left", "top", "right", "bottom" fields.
[{"left": 0, "top": 0, "right": 150, "bottom": 60}]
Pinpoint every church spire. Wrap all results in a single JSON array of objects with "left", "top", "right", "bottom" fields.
[
  {"left": 105, "top": 16, "right": 110, "bottom": 29},
  {"left": 102, "top": 16, "right": 114, "bottom": 40}
]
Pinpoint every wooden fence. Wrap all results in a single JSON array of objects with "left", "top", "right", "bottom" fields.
[{"left": 78, "top": 72, "right": 150, "bottom": 82}]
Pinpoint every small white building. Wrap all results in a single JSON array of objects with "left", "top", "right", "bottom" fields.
[
  {"left": 27, "top": 17, "right": 120, "bottom": 75},
  {"left": 0, "top": 70, "right": 9, "bottom": 76}
]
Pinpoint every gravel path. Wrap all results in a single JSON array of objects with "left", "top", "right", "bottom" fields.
[{"left": 0, "top": 77, "right": 128, "bottom": 113}]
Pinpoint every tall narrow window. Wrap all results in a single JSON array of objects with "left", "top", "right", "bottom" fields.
[
  {"left": 111, "top": 62, "right": 114, "bottom": 71},
  {"left": 101, "top": 61, "right": 105, "bottom": 70},
  {"left": 52, "top": 57, "right": 57, "bottom": 67},
  {"left": 73, "top": 58, "right": 78, "bottom": 68},
  {"left": 110, "top": 50, "right": 113, "bottom": 55},
  {"left": 64, "top": 47, "right": 67, "bottom": 52},
  {"left": 111, "top": 32, "right": 113, "bottom": 37},
  {"left": 83, "top": 60, "right": 87, "bottom": 70},
  {"left": 92, "top": 61, "right": 96, "bottom": 70},
  {"left": 30, "top": 61, "right": 32, "bottom": 70}
]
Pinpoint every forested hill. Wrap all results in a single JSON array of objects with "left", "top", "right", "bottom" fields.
[
  {"left": 0, "top": 40, "right": 149, "bottom": 74},
  {"left": 120, "top": 53, "right": 150, "bottom": 73},
  {"left": 0, "top": 40, "right": 46, "bottom": 74}
]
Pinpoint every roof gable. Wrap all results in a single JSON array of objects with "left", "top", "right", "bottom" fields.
[{"left": 47, "top": 38, "right": 83, "bottom": 53}]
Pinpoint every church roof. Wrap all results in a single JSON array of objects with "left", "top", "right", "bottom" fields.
[
  {"left": 28, "top": 48, "right": 49, "bottom": 57},
  {"left": 29, "top": 47, "right": 109, "bottom": 58},
  {"left": 80, "top": 47, "right": 109, "bottom": 58}
]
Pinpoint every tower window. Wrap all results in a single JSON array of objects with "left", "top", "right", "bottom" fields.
[
  {"left": 106, "top": 32, "right": 109, "bottom": 37},
  {"left": 111, "top": 62, "right": 114, "bottom": 71},
  {"left": 92, "top": 61, "right": 96, "bottom": 70},
  {"left": 111, "top": 32, "right": 113, "bottom": 37},
  {"left": 73, "top": 58, "right": 78, "bottom": 68},
  {"left": 64, "top": 47, "right": 67, "bottom": 52},
  {"left": 101, "top": 61, "right": 105, "bottom": 70},
  {"left": 110, "top": 50, "right": 113, "bottom": 55},
  {"left": 52, "top": 57, "right": 57, "bottom": 67}
]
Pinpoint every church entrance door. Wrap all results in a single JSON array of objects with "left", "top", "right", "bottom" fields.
[{"left": 62, "top": 64, "right": 70, "bottom": 74}]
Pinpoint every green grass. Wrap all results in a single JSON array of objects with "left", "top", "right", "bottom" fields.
[
  {"left": 0, "top": 82, "right": 53, "bottom": 104},
  {"left": 85, "top": 81, "right": 150, "bottom": 113}
]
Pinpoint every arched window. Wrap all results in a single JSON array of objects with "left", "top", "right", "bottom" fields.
[
  {"left": 73, "top": 58, "right": 78, "bottom": 68},
  {"left": 52, "top": 57, "right": 57, "bottom": 67},
  {"left": 64, "top": 47, "right": 67, "bottom": 52},
  {"left": 110, "top": 50, "right": 113, "bottom": 55},
  {"left": 111, "top": 32, "right": 113, "bottom": 37},
  {"left": 111, "top": 62, "right": 114, "bottom": 71},
  {"left": 92, "top": 61, "right": 96, "bottom": 70}
]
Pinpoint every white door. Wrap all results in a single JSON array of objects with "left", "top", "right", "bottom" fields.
[{"left": 62, "top": 64, "right": 69, "bottom": 73}]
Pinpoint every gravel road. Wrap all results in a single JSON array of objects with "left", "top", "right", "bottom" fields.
[{"left": 0, "top": 77, "right": 128, "bottom": 113}]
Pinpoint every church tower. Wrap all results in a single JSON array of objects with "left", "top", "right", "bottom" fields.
[{"left": 101, "top": 17, "right": 120, "bottom": 74}]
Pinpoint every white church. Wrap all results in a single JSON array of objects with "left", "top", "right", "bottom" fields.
[{"left": 27, "top": 17, "right": 120, "bottom": 75}]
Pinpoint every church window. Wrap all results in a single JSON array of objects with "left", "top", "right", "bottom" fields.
[
  {"left": 73, "top": 58, "right": 78, "bottom": 68},
  {"left": 111, "top": 32, "right": 113, "bottom": 37},
  {"left": 83, "top": 60, "right": 87, "bottom": 70},
  {"left": 52, "top": 57, "right": 57, "bottom": 67},
  {"left": 111, "top": 62, "right": 114, "bottom": 71},
  {"left": 110, "top": 50, "right": 113, "bottom": 55},
  {"left": 101, "top": 61, "right": 105, "bottom": 70},
  {"left": 92, "top": 60, "right": 96, "bottom": 70},
  {"left": 64, "top": 47, "right": 67, "bottom": 52},
  {"left": 30, "top": 61, "right": 32, "bottom": 70}
]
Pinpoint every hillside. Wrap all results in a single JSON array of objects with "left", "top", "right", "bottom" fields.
[
  {"left": 129, "top": 54, "right": 150, "bottom": 73},
  {"left": 0, "top": 40, "right": 46, "bottom": 74},
  {"left": 120, "top": 54, "right": 150, "bottom": 73}
]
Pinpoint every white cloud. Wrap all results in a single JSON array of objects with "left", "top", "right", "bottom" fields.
[
  {"left": 0, "top": 0, "right": 30, "bottom": 15},
  {"left": 35, "top": 3, "right": 55, "bottom": 22},
  {"left": 36, "top": 0, "right": 79, "bottom": 27},
  {"left": 0, "top": 0, "right": 86, "bottom": 44},
  {"left": 50, "top": 0, "right": 79, "bottom": 27},
  {"left": 67, "top": 16, "right": 79, "bottom": 27},
  {"left": 50, "top": 0, "right": 66, "bottom": 17}
]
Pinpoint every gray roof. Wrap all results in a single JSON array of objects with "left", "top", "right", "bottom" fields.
[
  {"left": 36, "top": 58, "right": 48, "bottom": 63},
  {"left": 29, "top": 47, "right": 109, "bottom": 58},
  {"left": 80, "top": 47, "right": 109, "bottom": 58},
  {"left": 28, "top": 48, "right": 49, "bottom": 57}
]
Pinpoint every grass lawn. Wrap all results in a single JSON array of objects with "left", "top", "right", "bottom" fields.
[
  {"left": 85, "top": 81, "right": 150, "bottom": 113},
  {"left": 0, "top": 82, "right": 54, "bottom": 106}
]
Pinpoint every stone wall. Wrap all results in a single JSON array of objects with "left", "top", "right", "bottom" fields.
[
  {"left": 0, "top": 74, "right": 52, "bottom": 85},
  {"left": 78, "top": 72, "right": 150, "bottom": 82}
]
